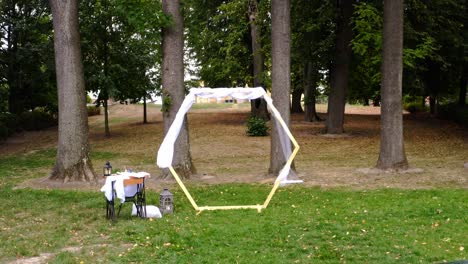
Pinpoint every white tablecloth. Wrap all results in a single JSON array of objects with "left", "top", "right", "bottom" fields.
[{"left": 101, "top": 172, "right": 149, "bottom": 203}]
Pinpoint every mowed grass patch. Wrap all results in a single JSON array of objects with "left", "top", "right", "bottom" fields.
[
  {"left": 0, "top": 185, "right": 466, "bottom": 263},
  {"left": 0, "top": 149, "right": 55, "bottom": 187},
  {"left": 0, "top": 103, "right": 467, "bottom": 262},
  {"left": 0, "top": 150, "right": 124, "bottom": 187}
]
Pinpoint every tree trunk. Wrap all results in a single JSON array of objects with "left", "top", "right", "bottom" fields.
[
  {"left": 326, "top": 0, "right": 353, "bottom": 134},
  {"left": 376, "top": 0, "right": 408, "bottom": 170},
  {"left": 162, "top": 0, "right": 194, "bottom": 179},
  {"left": 429, "top": 95, "right": 437, "bottom": 115},
  {"left": 291, "top": 88, "right": 304, "bottom": 113},
  {"left": 49, "top": 0, "right": 96, "bottom": 182},
  {"left": 249, "top": 0, "right": 269, "bottom": 119},
  {"left": 143, "top": 95, "right": 148, "bottom": 124},
  {"left": 270, "top": 0, "right": 293, "bottom": 175},
  {"left": 103, "top": 0, "right": 110, "bottom": 137},
  {"left": 103, "top": 94, "right": 110, "bottom": 137},
  {"left": 458, "top": 62, "right": 467, "bottom": 106},
  {"left": 304, "top": 62, "right": 321, "bottom": 122}
]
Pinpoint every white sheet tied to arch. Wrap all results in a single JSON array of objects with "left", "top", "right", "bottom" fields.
[{"left": 156, "top": 87, "right": 302, "bottom": 184}]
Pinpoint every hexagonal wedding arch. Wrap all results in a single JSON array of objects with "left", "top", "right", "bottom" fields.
[{"left": 157, "top": 87, "right": 300, "bottom": 213}]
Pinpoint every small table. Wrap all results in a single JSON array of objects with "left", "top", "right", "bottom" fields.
[{"left": 101, "top": 171, "right": 150, "bottom": 220}]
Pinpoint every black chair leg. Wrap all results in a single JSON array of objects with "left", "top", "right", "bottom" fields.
[
  {"left": 106, "top": 199, "right": 115, "bottom": 221},
  {"left": 141, "top": 192, "right": 146, "bottom": 218},
  {"left": 117, "top": 203, "right": 123, "bottom": 217},
  {"left": 106, "top": 180, "right": 147, "bottom": 219},
  {"left": 137, "top": 190, "right": 146, "bottom": 218}
]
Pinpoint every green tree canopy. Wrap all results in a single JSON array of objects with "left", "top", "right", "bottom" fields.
[{"left": 0, "top": 0, "right": 56, "bottom": 114}]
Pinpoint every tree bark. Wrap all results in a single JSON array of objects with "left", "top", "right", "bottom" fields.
[
  {"left": 376, "top": 0, "right": 408, "bottom": 170},
  {"left": 458, "top": 62, "right": 467, "bottom": 106},
  {"left": 270, "top": 0, "right": 292, "bottom": 175},
  {"left": 143, "top": 95, "right": 148, "bottom": 123},
  {"left": 304, "top": 62, "right": 321, "bottom": 122},
  {"left": 162, "top": 0, "right": 194, "bottom": 179},
  {"left": 429, "top": 95, "right": 437, "bottom": 115},
  {"left": 103, "top": 93, "right": 110, "bottom": 137},
  {"left": 326, "top": 0, "right": 353, "bottom": 134},
  {"left": 291, "top": 88, "right": 304, "bottom": 113},
  {"left": 103, "top": 0, "right": 110, "bottom": 137},
  {"left": 249, "top": 0, "right": 269, "bottom": 119},
  {"left": 49, "top": 0, "right": 96, "bottom": 182}
]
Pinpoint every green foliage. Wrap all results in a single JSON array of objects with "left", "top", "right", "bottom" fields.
[
  {"left": 87, "top": 105, "right": 101, "bottom": 116},
  {"left": 184, "top": 0, "right": 266, "bottom": 87},
  {"left": 438, "top": 103, "right": 468, "bottom": 126},
  {"left": 161, "top": 95, "right": 172, "bottom": 113},
  {"left": 349, "top": 1, "right": 460, "bottom": 103},
  {"left": 86, "top": 94, "right": 93, "bottom": 104},
  {"left": 18, "top": 110, "right": 57, "bottom": 131},
  {"left": 403, "top": 95, "right": 427, "bottom": 113},
  {"left": 404, "top": 0, "right": 467, "bottom": 99},
  {"left": 0, "top": 0, "right": 56, "bottom": 114},
  {"left": 403, "top": 35, "right": 439, "bottom": 69},
  {"left": 80, "top": 0, "right": 169, "bottom": 105},
  {"left": 0, "top": 108, "right": 59, "bottom": 140},
  {"left": 403, "top": 102, "right": 426, "bottom": 113},
  {"left": 246, "top": 116, "right": 268, "bottom": 136},
  {"left": 291, "top": 0, "right": 335, "bottom": 97},
  {"left": 348, "top": 2, "right": 383, "bottom": 103},
  {"left": 0, "top": 125, "right": 7, "bottom": 141},
  {"left": 0, "top": 112, "right": 18, "bottom": 139},
  {"left": 0, "top": 84, "right": 9, "bottom": 112}
]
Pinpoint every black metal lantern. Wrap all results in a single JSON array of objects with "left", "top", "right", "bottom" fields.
[
  {"left": 159, "top": 188, "right": 173, "bottom": 215},
  {"left": 103, "top": 161, "right": 112, "bottom": 177}
]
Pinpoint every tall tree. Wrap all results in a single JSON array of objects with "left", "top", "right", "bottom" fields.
[
  {"left": 459, "top": 62, "right": 467, "bottom": 106},
  {"left": 49, "top": 0, "right": 96, "bottom": 182},
  {"left": 80, "top": 0, "right": 166, "bottom": 135},
  {"left": 291, "top": 0, "right": 334, "bottom": 122},
  {"left": 184, "top": 0, "right": 252, "bottom": 87},
  {"left": 404, "top": 0, "right": 466, "bottom": 114},
  {"left": 248, "top": 0, "right": 269, "bottom": 119},
  {"left": 303, "top": 62, "right": 321, "bottom": 121},
  {"left": 269, "top": 0, "right": 292, "bottom": 175},
  {"left": 326, "top": 0, "right": 353, "bottom": 134},
  {"left": 376, "top": 0, "right": 408, "bottom": 170},
  {"left": 0, "top": 0, "right": 56, "bottom": 114},
  {"left": 161, "top": 0, "right": 194, "bottom": 178}
]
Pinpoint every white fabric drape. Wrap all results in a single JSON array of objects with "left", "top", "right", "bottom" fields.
[
  {"left": 157, "top": 87, "right": 267, "bottom": 168},
  {"left": 101, "top": 172, "right": 149, "bottom": 203},
  {"left": 156, "top": 87, "right": 300, "bottom": 184}
]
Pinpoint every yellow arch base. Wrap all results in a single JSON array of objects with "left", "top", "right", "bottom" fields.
[{"left": 168, "top": 94, "right": 299, "bottom": 213}]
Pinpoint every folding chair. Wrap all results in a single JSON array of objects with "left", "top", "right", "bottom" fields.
[{"left": 106, "top": 176, "right": 147, "bottom": 220}]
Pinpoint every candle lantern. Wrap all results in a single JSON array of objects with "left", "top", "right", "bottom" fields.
[
  {"left": 103, "top": 161, "right": 112, "bottom": 177},
  {"left": 159, "top": 188, "right": 174, "bottom": 215}
]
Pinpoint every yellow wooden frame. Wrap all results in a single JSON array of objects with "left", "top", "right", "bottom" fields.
[{"left": 168, "top": 94, "right": 300, "bottom": 213}]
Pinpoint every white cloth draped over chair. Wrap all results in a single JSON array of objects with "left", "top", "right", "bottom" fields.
[{"left": 101, "top": 171, "right": 149, "bottom": 203}]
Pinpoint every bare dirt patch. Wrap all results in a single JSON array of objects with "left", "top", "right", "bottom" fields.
[{"left": 3, "top": 103, "right": 468, "bottom": 190}]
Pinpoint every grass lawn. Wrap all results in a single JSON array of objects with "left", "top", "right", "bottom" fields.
[
  {"left": 0, "top": 103, "right": 467, "bottom": 263},
  {"left": 0, "top": 181, "right": 466, "bottom": 263}
]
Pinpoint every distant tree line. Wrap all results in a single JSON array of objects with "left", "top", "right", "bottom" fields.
[
  {"left": 1, "top": 0, "right": 466, "bottom": 127},
  {"left": 0, "top": 0, "right": 466, "bottom": 181},
  {"left": 0, "top": 0, "right": 168, "bottom": 139}
]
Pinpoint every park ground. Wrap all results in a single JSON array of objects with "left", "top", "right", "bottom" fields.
[
  {"left": 1, "top": 102, "right": 467, "bottom": 190},
  {"left": 0, "top": 103, "right": 467, "bottom": 263}
]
